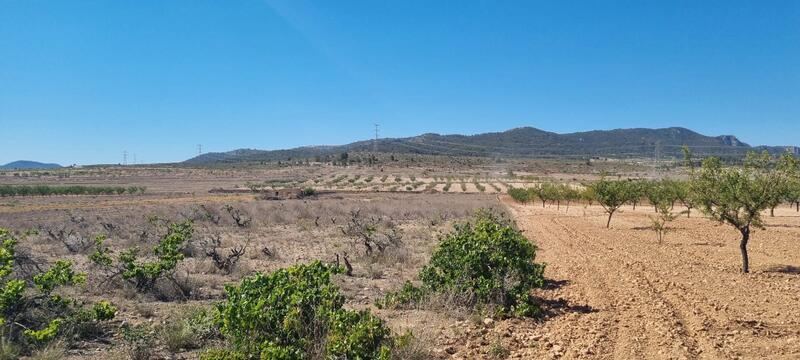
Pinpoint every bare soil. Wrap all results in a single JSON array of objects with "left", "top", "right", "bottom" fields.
[{"left": 442, "top": 197, "right": 800, "bottom": 359}]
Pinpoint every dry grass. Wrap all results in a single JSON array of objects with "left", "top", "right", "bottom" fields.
[{"left": 0, "top": 190, "right": 499, "bottom": 358}]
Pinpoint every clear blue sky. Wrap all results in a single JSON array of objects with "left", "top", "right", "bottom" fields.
[{"left": 1, "top": 1, "right": 798, "bottom": 165}]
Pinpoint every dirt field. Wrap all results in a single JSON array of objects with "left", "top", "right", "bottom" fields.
[
  {"left": 1, "top": 163, "right": 797, "bottom": 359},
  {"left": 442, "top": 198, "right": 800, "bottom": 359},
  {"left": 0, "top": 190, "right": 502, "bottom": 359}
]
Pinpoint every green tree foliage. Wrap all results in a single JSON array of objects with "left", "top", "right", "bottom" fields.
[
  {"left": 507, "top": 187, "right": 531, "bottom": 203},
  {"left": 508, "top": 183, "right": 581, "bottom": 212},
  {"left": 590, "top": 179, "right": 634, "bottom": 228},
  {"left": 0, "top": 185, "right": 145, "bottom": 197},
  {"left": 209, "top": 261, "right": 393, "bottom": 359},
  {"left": 378, "top": 211, "right": 545, "bottom": 318},
  {"left": 626, "top": 180, "right": 646, "bottom": 210},
  {"left": 644, "top": 180, "right": 678, "bottom": 213},
  {"left": 691, "top": 151, "right": 798, "bottom": 273},
  {"left": 672, "top": 180, "right": 696, "bottom": 218},
  {"left": 786, "top": 176, "right": 800, "bottom": 212},
  {"left": 555, "top": 184, "right": 581, "bottom": 212},
  {"left": 0, "top": 229, "right": 116, "bottom": 353}
]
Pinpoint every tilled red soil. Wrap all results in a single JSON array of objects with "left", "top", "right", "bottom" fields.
[{"left": 440, "top": 198, "right": 800, "bottom": 359}]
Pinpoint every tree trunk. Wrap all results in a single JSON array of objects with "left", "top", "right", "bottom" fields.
[
  {"left": 542, "top": 200, "right": 546, "bottom": 208},
  {"left": 606, "top": 211, "right": 614, "bottom": 228},
  {"left": 796, "top": 202, "right": 799, "bottom": 212},
  {"left": 739, "top": 226, "right": 750, "bottom": 273},
  {"left": 770, "top": 206, "right": 775, "bottom": 217},
  {"left": 633, "top": 202, "right": 637, "bottom": 210},
  {"left": 686, "top": 207, "right": 691, "bottom": 218},
  {"left": 557, "top": 201, "right": 560, "bottom": 211}
]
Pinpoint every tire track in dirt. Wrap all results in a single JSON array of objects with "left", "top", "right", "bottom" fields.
[
  {"left": 501, "top": 197, "right": 800, "bottom": 359},
  {"left": 534, "top": 214, "right": 687, "bottom": 358},
  {"left": 548, "top": 215, "right": 724, "bottom": 359},
  {"left": 505, "top": 199, "right": 734, "bottom": 359},
  {"left": 517, "top": 206, "right": 621, "bottom": 358}
]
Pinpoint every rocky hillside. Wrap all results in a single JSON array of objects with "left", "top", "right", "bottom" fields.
[{"left": 184, "top": 127, "right": 797, "bottom": 165}]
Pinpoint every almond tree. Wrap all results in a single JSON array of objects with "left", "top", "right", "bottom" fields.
[
  {"left": 591, "top": 179, "right": 633, "bottom": 228},
  {"left": 787, "top": 178, "right": 800, "bottom": 212},
  {"left": 673, "top": 181, "right": 696, "bottom": 218},
  {"left": 692, "top": 151, "right": 797, "bottom": 273},
  {"left": 626, "top": 180, "right": 646, "bottom": 210}
]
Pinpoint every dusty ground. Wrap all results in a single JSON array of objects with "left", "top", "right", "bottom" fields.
[
  {"left": 2, "top": 162, "right": 797, "bottom": 359},
  {"left": 0, "top": 190, "right": 499, "bottom": 359},
  {"left": 442, "top": 198, "right": 800, "bottom": 359}
]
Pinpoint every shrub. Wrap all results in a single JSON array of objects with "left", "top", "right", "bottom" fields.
[
  {"left": 378, "top": 210, "right": 545, "bottom": 317},
  {"left": 0, "top": 229, "right": 116, "bottom": 353},
  {"left": 210, "top": 261, "right": 393, "bottom": 359},
  {"left": 92, "top": 221, "right": 193, "bottom": 293},
  {"left": 648, "top": 202, "right": 678, "bottom": 244},
  {"left": 120, "top": 220, "right": 193, "bottom": 291},
  {"left": 301, "top": 187, "right": 316, "bottom": 197}
]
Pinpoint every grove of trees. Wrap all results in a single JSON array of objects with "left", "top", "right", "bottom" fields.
[
  {"left": 0, "top": 185, "right": 146, "bottom": 197},
  {"left": 507, "top": 150, "right": 800, "bottom": 273}
]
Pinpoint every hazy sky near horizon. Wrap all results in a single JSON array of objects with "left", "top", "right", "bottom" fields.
[{"left": 1, "top": 1, "right": 798, "bottom": 165}]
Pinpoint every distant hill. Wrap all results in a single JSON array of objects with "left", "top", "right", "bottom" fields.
[
  {"left": 0, "top": 160, "right": 62, "bottom": 170},
  {"left": 184, "top": 127, "right": 798, "bottom": 165}
]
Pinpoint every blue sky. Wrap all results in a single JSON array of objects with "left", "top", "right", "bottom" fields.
[{"left": 1, "top": 0, "right": 798, "bottom": 165}]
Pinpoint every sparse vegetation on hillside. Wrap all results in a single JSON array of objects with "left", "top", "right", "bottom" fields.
[{"left": 0, "top": 229, "right": 117, "bottom": 356}]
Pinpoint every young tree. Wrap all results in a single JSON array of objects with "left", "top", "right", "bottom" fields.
[
  {"left": 559, "top": 184, "right": 580, "bottom": 213},
  {"left": 692, "top": 151, "right": 797, "bottom": 273},
  {"left": 532, "top": 183, "right": 554, "bottom": 208},
  {"left": 672, "top": 181, "right": 696, "bottom": 218},
  {"left": 648, "top": 202, "right": 678, "bottom": 244},
  {"left": 591, "top": 179, "right": 633, "bottom": 228}
]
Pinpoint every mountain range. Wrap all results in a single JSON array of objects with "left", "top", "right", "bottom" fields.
[
  {"left": 183, "top": 126, "right": 797, "bottom": 165},
  {"left": 0, "top": 160, "right": 62, "bottom": 170}
]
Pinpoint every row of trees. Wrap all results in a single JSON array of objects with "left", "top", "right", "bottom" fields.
[
  {"left": 0, "top": 185, "right": 146, "bottom": 197},
  {"left": 509, "top": 150, "right": 800, "bottom": 273},
  {"left": 508, "top": 179, "right": 696, "bottom": 227}
]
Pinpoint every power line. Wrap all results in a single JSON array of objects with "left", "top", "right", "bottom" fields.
[
  {"left": 122, "top": 151, "right": 128, "bottom": 166},
  {"left": 373, "top": 124, "right": 379, "bottom": 153},
  {"left": 653, "top": 141, "right": 662, "bottom": 179}
]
